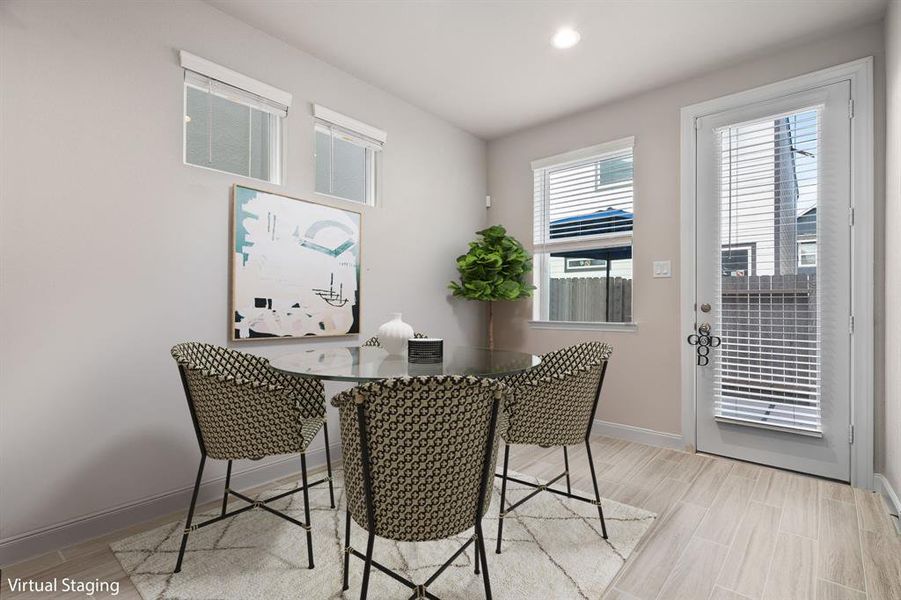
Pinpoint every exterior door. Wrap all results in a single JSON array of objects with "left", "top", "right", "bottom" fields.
[{"left": 694, "top": 81, "right": 852, "bottom": 481}]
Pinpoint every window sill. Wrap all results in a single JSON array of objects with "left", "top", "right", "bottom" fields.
[
  {"left": 528, "top": 320, "right": 638, "bottom": 332},
  {"left": 313, "top": 190, "right": 373, "bottom": 208}
]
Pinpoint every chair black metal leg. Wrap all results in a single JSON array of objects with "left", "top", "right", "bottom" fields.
[
  {"left": 474, "top": 534, "right": 480, "bottom": 575},
  {"left": 174, "top": 455, "right": 206, "bottom": 573},
  {"left": 300, "top": 452, "right": 315, "bottom": 569},
  {"left": 563, "top": 446, "right": 572, "bottom": 495},
  {"left": 221, "top": 459, "right": 232, "bottom": 517},
  {"left": 322, "top": 421, "right": 336, "bottom": 509},
  {"left": 475, "top": 522, "right": 492, "bottom": 600},
  {"left": 343, "top": 510, "right": 352, "bottom": 591},
  {"left": 584, "top": 440, "right": 608, "bottom": 539},
  {"left": 360, "top": 532, "right": 376, "bottom": 600},
  {"left": 495, "top": 444, "right": 510, "bottom": 554}
]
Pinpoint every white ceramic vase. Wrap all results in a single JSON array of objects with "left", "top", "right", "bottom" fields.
[{"left": 377, "top": 313, "right": 414, "bottom": 355}]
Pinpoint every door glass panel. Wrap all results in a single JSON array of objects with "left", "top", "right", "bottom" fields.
[{"left": 714, "top": 108, "right": 821, "bottom": 434}]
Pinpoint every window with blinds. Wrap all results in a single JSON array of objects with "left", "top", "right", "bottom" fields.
[
  {"left": 532, "top": 138, "right": 635, "bottom": 323},
  {"left": 314, "top": 105, "right": 385, "bottom": 207},
  {"left": 181, "top": 51, "right": 289, "bottom": 184},
  {"left": 714, "top": 108, "right": 822, "bottom": 434}
]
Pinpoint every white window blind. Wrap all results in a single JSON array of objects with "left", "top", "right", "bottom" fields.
[
  {"left": 313, "top": 105, "right": 384, "bottom": 206},
  {"left": 185, "top": 71, "right": 289, "bottom": 118},
  {"left": 181, "top": 51, "right": 289, "bottom": 183},
  {"left": 180, "top": 51, "right": 292, "bottom": 113},
  {"left": 714, "top": 108, "right": 822, "bottom": 434},
  {"left": 533, "top": 138, "right": 634, "bottom": 252}
]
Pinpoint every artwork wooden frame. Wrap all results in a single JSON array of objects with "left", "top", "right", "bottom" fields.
[{"left": 230, "top": 184, "right": 362, "bottom": 341}]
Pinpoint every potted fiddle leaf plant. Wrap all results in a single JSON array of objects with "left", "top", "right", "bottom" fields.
[{"left": 449, "top": 225, "right": 535, "bottom": 349}]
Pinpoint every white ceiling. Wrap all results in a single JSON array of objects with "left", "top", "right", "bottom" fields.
[{"left": 209, "top": 0, "right": 886, "bottom": 139}]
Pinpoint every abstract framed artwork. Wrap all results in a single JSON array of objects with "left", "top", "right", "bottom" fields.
[{"left": 231, "top": 185, "right": 361, "bottom": 340}]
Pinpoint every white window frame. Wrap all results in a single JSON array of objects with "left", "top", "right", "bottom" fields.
[
  {"left": 313, "top": 104, "right": 385, "bottom": 207},
  {"left": 180, "top": 51, "right": 290, "bottom": 184},
  {"left": 529, "top": 136, "right": 638, "bottom": 330},
  {"left": 679, "top": 57, "right": 874, "bottom": 489},
  {"left": 721, "top": 242, "right": 756, "bottom": 276},
  {"left": 798, "top": 240, "right": 817, "bottom": 267}
]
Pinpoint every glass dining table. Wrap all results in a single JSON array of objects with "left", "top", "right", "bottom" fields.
[{"left": 269, "top": 345, "right": 541, "bottom": 382}]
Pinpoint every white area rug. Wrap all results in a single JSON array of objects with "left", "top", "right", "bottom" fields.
[{"left": 111, "top": 470, "right": 655, "bottom": 599}]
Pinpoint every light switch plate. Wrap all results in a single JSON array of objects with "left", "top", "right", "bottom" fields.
[{"left": 653, "top": 260, "right": 672, "bottom": 278}]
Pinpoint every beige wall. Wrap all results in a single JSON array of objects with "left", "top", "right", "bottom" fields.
[
  {"left": 884, "top": 1, "right": 901, "bottom": 498},
  {"left": 0, "top": 0, "right": 486, "bottom": 549},
  {"left": 487, "top": 22, "right": 885, "bottom": 439}
]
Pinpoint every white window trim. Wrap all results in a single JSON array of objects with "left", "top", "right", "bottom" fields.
[
  {"left": 679, "top": 57, "right": 874, "bottom": 489},
  {"left": 528, "top": 320, "right": 638, "bottom": 331},
  {"left": 531, "top": 136, "right": 633, "bottom": 171},
  {"left": 798, "top": 241, "right": 817, "bottom": 267},
  {"left": 180, "top": 51, "right": 292, "bottom": 109},
  {"left": 313, "top": 104, "right": 386, "bottom": 144}
]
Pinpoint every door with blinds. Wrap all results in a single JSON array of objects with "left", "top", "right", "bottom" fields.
[{"left": 694, "top": 81, "right": 852, "bottom": 481}]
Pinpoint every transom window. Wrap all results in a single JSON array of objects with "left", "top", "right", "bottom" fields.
[
  {"left": 314, "top": 105, "right": 385, "bottom": 206},
  {"left": 532, "top": 137, "right": 635, "bottom": 324},
  {"left": 181, "top": 51, "right": 289, "bottom": 184}
]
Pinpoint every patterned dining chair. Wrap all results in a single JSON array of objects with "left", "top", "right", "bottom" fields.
[
  {"left": 361, "top": 332, "right": 430, "bottom": 347},
  {"left": 494, "top": 341, "right": 613, "bottom": 553},
  {"left": 170, "top": 342, "right": 336, "bottom": 573},
  {"left": 332, "top": 376, "right": 507, "bottom": 600}
]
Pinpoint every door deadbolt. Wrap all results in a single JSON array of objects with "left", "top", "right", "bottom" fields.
[{"left": 700, "top": 303, "right": 712, "bottom": 313}]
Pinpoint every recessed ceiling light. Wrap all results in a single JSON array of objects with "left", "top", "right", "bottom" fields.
[{"left": 551, "top": 27, "right": 581, "bottom": 49}]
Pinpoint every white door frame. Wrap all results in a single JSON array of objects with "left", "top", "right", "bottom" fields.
[{"left": 679, "top": 57, "right": 874, "bottom": 489}]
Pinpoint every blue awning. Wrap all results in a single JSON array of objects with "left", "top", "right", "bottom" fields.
[
  {"left": 550, "top": 208, "right": 633, "bottom": 239},
  {"left": 549, "top": 208, "right": 633, "bottom": 261}
]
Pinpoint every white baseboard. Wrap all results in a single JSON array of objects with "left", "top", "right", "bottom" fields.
[
  {"left": 592, "top": 419, "right": 685, "bottom": 450},
  {"left": 0, "top": 443, "right": 341, "bottom": 567},
  {"left": 874, "top": 473, "right": 901, "bottom": 535}
]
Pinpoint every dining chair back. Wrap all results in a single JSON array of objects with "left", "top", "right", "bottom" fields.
[
  {"left": 361, "top": 332, "right": 430, "bottom": 347},
  {"left": 332, "top": 375, "right": 506, "bottom": 600},
  {"left": 494, "top": 341, "right": 613, "bottom": 554},
  {"left": 169, "top": 342, "right": 336, "bottom": 574},
  {"left": 502, "top": 341, "right": 612, "bottom": 447},
  {"left": 173, "top": 342, "right": 325, "bottom": 460}
]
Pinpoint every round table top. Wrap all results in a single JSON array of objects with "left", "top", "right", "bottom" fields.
[{"left": 270, "top": 345, "right": 541, "bottom": 382}]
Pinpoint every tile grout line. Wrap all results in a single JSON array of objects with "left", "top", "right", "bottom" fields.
[
  {"left": 815, "top": 480, "right": 824, "bottom": 598},
  {"left": 706, "top": 488, "right": 768, "bottom": 599},
  {"left": 650, "top": 462, "right": 735, "bottom": 600},
  {"left": 755, "top": 501, "right": 785, "bottom": 600},
  {"left": 822, "top": 577, "right": 873, "bottom": 596},
  {"left": 853, "top": 487, "right": 871, "bottom": 599},
  {"left": 603, "top": 447, "right": 694, "bottom": 596}
]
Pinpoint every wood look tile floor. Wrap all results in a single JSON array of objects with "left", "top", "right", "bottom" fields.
[{"left": 2, "top": 435, "right": 899, "bottom": 599}]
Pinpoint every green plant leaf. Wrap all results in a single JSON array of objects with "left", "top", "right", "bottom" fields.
[{"left": 447, "top": 224, "right": 535, "bottom": 303}]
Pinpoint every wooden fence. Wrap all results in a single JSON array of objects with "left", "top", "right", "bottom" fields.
[{"left": 549, "top": 277, "right": 632, "bottom": 322}]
